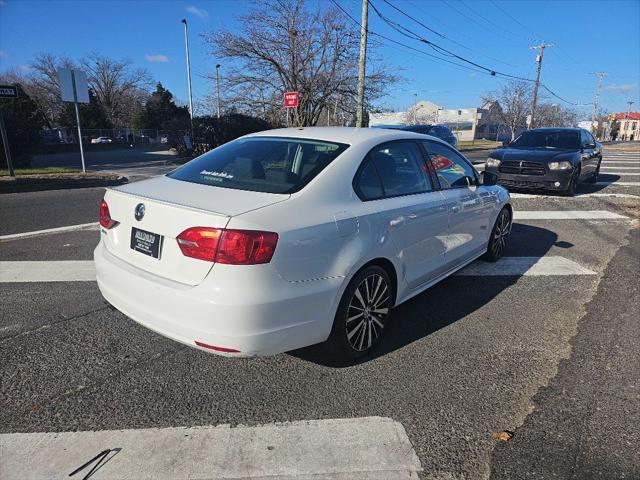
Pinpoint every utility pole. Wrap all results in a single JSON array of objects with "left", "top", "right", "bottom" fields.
[
  {"left": 591, "top": 72, "right": 606, "bottom": 137},
  {"left": 413, "top": 93, "right": 418, "bottom": 124},
  {"left": 181, "top": 19, "right": 194, "bottom": 136},
  {"left": 529, "top": 43, "right": 553, "bottom": 129},
  {"left": 626, "top": 98, "right": 634, "bottom": 118},
  {"left": 215, "top": 64, "right": 221, "bottom": 119},
  {"left": 355, "top": 0, "right": 368, "bottom": 127}
]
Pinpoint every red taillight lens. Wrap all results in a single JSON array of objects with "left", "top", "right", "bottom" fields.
[
  {"left": 176, "top": 227, "right": 222, "bottom": 262},
  {"left": 99, "top": 200, "right": 118, "bottom": 229},
  {"left": 176, "top": 227, "right": 278, "bottom": 264},
  {"left": 217, "top": 229, "right": 278, "bottom": 265}
]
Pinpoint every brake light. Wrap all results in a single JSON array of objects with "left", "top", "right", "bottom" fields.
[
  {"left": 176, "top": 227, "right": 221, "bottom": 262},
  {"left": 176, "top": 227, "right": 278, "bottom": 264},
  {"left": 217, "top": 229, "right": 279, "bottom": 265},
  {"left": 99, "top": 200, "right": 118, "bottom": 229}
]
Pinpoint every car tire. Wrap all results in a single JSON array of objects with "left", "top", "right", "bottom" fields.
[
  {"left": 327, "top": 265, "right": 394, "bottom": 359},
  {"left": 585, "top": 160, "right": 601, "bottom": 184},
  {"left": 564, "top": 166, "right": 580, "bottom": 196},
  {"left": 483, "top": 207, "right": 511, "bottom": 262}
]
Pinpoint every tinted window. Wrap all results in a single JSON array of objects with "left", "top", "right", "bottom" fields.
[
  {"left": 511, "top": 130, "right": 580, "bottom": 150},
  {"left": 355, "top": 141, "right": 431, "bottom": 200},
  {"left": 422, "top": 141, "right": 477, "bottom": 189},
  {"left": 168, "top": 137, "right": 348, "bottom": 194},
  {"left": 355, "top": 161, "right": 384, "bottom": 200}
]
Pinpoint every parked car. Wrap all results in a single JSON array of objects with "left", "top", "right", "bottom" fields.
[
  {"left": 91, "top": 136, "right": 113, "bottom": 144},
  {"left": 95, "top": 127, "right": 511, "bottom": 359},
  {"left": 484, "top": 128, "right": 602, "bottom": 196},
  {"left": 378, "top": 124, "right": 458, "bottom": 147}
]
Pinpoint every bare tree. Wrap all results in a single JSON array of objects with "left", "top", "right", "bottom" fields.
[
  {"left": 80, "top": 53, "right": 152, "bottom": 127},
  {"left": 203, "top": 0, "right": 396, "bottom": 126},
  {"left": 26, "top": 53, "right": 77, "bottom": 127},
  {"left": 535, "top": 103, "right": 577, "bottom": 128},
  {"left": 483, "top": 80, "right": 532, "bottom": 140}
]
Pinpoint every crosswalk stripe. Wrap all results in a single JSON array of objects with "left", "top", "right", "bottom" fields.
[
  {"left": 0, "top": 261, "right": 95, "bottom": 282},
  {"left": 510, "top": 192, "right": 639, "bottom": 199},
  {"left": 600, "top": 167, "right": 640, "bottom": 170},
  {"left": 0, "top": 417, "right": 422, "bottom": 480},
  {"left": 457, "top": 256, "right": 595, "bottom": 276},
  {"left": 514, "top": 210, "right": 627, "bottom": 220},
  {"left": 599, "top": 172, "right": 640, "bottom": 175},
  {"left": 595, "top": 181, "right": 640, "bottom": 186}
]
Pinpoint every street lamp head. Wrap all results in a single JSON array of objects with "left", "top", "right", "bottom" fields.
[
  {"left": 181, "top": 19, "right": 187, "bottom": 24},
  {"left": 216, "top": 64, "right": 221, "bottom": 69}
]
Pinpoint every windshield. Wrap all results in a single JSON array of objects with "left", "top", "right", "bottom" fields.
[
  {"left": 168, "top": 137, "right": 349, "bottom": 194},
  {"left": 510, "top": 130, "right": 580, "bottom": 150}
]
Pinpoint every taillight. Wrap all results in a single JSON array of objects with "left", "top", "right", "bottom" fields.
[
  {"left": 176, "top": 227, "right": 278, "bottom": 264},
  {"left": 99, "top": 200, "right": 118, "bottom": 229},
  {"left": 176, "top": 227, "right": 221, "bottom": 262},
  {"left": 217, "top": 229, "right": 278, "bottom": 265}
]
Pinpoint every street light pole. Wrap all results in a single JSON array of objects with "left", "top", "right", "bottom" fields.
[
  {"left": 181, "top": 19, "right": 194, "bottom": 136},
  {"left": 215, "top": 64, "right": 221, "bottom": 119}
]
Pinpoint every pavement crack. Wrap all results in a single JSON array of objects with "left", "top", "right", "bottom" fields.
[{"left": 0, "top": 306, "right": 110, "bottom": 343}]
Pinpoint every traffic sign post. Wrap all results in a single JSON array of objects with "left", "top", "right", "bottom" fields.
[
  {"left": 58, "top": 69, "right": 89, "bottom": 173},
  {"left": 0, "top": 84, "right": 19, "bottom": 177}
]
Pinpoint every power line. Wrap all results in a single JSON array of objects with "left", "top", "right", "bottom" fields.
[{"left": 366, "top": 0, "right": 591, "bottom": 106}]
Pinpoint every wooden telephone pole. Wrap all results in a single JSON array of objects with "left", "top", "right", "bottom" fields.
[
  {"left": 529, "top": 43, "right": 553, "bottom": 129},
  {"left": 355, "top": 0, "right": 368, "bottom": 127},
  {"left": 591, "top": 72, "right": 607, "bottom": 136}
]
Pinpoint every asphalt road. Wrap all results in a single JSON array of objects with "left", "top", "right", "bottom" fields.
[{"left": 1, "top": 147, "right": 639, "bottom": 479}]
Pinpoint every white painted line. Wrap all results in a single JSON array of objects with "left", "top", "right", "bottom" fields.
[
  {"left": 0, "top": 222, "right": 99, "bottom": 241},
  {"left": 0, "top": 417, "right": 422, "bottom": 480},
  {"left": 514, "top": 210, "right": 628, "bottom": 220},
  {"left": 600, "top": 167, "right": 640, "bottom": 170},
  {"left": 595, "top": 181, "right": 640, "bottom": 186},
  {"left": 598, "top": 172, "right": 640, "bottom": 175},
  {"left": 457, "top": 256, "right": 596, "bottom": 276},
  {"left": 510, "top": 192, "right": 639, "bottom": 199},
  {"left": 0, "top": 261, "right": 95, "bottom": 282}
]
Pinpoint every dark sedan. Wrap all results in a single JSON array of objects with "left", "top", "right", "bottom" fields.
[{"left": 484, "top": 128, "right": 602, "bottom": 196}]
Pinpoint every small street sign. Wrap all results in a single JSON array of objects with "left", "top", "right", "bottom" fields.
[
  {"left": 0, "top": 85, "right": 19, "bottom": 99},
  {"left": 58, "top": 69, "right": 89, "bottom": 104},
  {"left": 284, "top": 91, "right": 299, "bottom": 108}
]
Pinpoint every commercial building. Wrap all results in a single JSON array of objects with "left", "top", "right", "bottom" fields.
[{"left": 610, "top": 112, "right": 640, "bottom": 141}]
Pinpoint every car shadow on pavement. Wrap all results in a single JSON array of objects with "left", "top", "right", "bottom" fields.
[{"left": 290, "top": 223, "right": 559, "bottom": 368}]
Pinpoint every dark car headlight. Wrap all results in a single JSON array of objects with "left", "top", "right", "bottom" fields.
[
  {"left": 548, "top": 161, "right": 572, "bottom": 170},
  {"left": 486, "top": 157, "right": 501, "bottom": 168}
]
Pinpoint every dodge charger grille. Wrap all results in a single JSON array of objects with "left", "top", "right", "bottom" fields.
[{"left": 499, "top": 161, "right": 546, "bottom": 176}]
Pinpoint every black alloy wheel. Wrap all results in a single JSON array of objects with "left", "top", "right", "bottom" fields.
[
  {"left": 483, "top": 208, "right": 511, "bottom": 262},
  {"left": 564, "top": 166, "right": 580, "bottom": 196},
  {"left": 328, "top": 265, "right": 393, "bottom": 359},
  {"left": 586, "top": 159, "right": 601, "bottom": 184}
]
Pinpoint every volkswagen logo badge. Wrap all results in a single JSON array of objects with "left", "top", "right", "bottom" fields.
[{"left": 134, "top": 203, "right": 145, "bottom": 221}]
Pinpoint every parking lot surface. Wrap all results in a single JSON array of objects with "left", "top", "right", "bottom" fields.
[{"left": 1, "top": 148, "right": 639, "bottom": 479}]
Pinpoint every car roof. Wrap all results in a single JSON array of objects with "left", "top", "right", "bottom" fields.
[
  {"left": 244, "top": 126, "right": 448, "bottom": 146},
  {"left": 527, "top": 127, "right": 581, "bottom": 132}
]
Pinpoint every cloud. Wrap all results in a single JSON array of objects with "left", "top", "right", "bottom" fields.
[
  {"left": 19, "top": 64, "right": 33, "bottom": 72},
  {"left": 604, "top": 83, "right": 638, "bottom": 94},
  {"left": 186, "top": 5, "right": 208, "bottom": 19},
  {"left": 145, "top": 54, "right": 169, "bottom": 63}
]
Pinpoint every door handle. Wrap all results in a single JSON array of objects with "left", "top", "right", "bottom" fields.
[
  {"left": 389, "top": 217, "right": 405, "bottom": 227},
  {"left": 408, "top": 213, "right": 418, "bottom": 219}
]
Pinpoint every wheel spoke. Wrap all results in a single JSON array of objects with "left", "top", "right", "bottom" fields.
[
  {"left": 347, "top": 319, "right": 365, "bottom": 341},
  {"left": 347, "top": 312, "right": 364, "bottom": 323},
  {"left": 354, "top": 287, "right": 366, "bottom": 308},
  {"left": 371, "top": 315, "right": 385, "bottom": 329},
  {"left": 372, "top": 307, "right": 389, "bottom": 315},
  {"left": 372, "top": 285, "right": 388, "bottom": 307}
]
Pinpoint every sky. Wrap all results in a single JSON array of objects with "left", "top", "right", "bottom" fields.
[{"left": 1, "top": 0, "right": 639, "bottom": 119}]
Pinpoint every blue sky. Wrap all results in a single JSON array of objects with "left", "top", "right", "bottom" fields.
[{"left": 1, "top": 0, "right": 638, "bottom": 119}]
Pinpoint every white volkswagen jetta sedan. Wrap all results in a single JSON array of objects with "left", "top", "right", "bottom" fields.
[{"left": 95, "top": 127, "right": 512, "bottom": 359}]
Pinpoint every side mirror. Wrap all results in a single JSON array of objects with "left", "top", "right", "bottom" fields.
[{"left": 481, "top": 170, "right": 499, "bottom": 186}]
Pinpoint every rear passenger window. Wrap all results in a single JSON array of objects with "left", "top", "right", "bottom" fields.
[
  {"left": 354, "top": 141, "right": 431, "bottom": 200},
  {"left": 422, "top": 140, "right": 477, "bottom": 189}
]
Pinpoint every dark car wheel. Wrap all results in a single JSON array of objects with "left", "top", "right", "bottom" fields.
[
  {"left": 585, "top": 159, "right": 601, "bottom": 184},
  {"left": 564, "top": 166, "right": 580, "bottom": 196},
  {"left": 327, "top": 265, "right": 394, "bottom": 359},
  {"left": 483, "top": 208, "right": 511, "bottom": 262}
]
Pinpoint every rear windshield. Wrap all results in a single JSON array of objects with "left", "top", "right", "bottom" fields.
[
  {"left": 511, "top": 130, "right": 580, "bottom": 150},
  {"left": 168, "top": 136, "right": 349, "bottom": 194}
]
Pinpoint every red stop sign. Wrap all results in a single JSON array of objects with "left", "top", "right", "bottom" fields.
[{"left": 284, "top": 91, "right": 299, "bottom": 108}]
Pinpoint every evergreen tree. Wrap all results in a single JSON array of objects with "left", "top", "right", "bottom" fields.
[{"left": 134, "top": 83, "right": 190, "bottom": 131}]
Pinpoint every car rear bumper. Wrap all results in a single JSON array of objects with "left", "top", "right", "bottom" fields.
[
  {"left": 94, "top": 242, "right": 343, "bottom": 357},
  {"left": 486, "top": 167, "right": 573, "bottom": 191}
]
